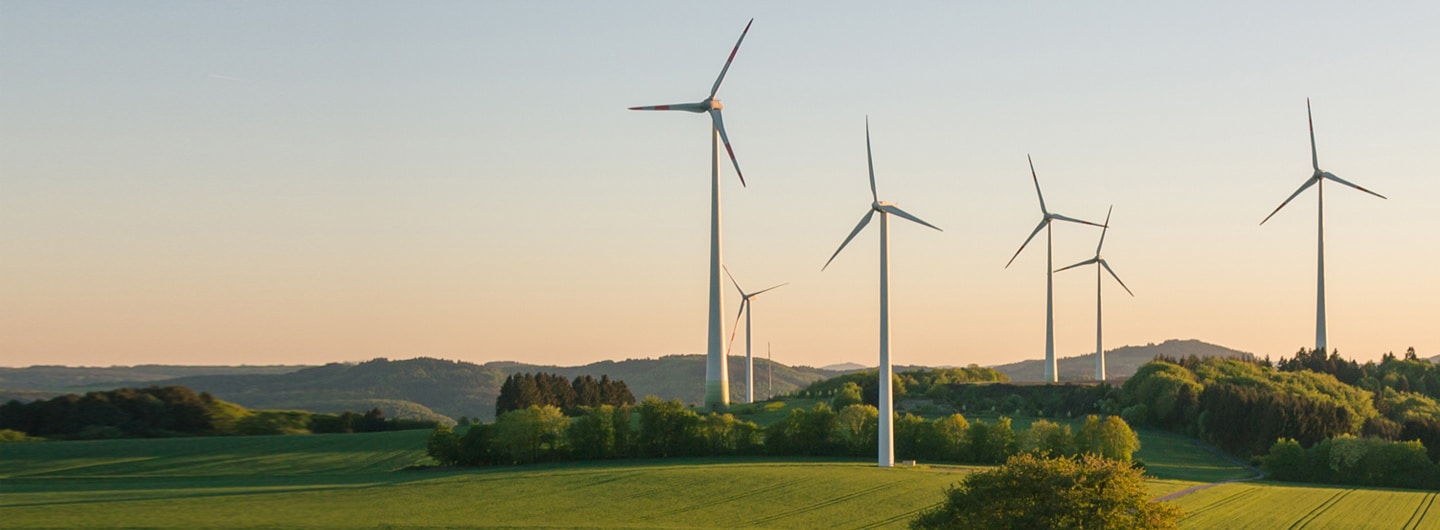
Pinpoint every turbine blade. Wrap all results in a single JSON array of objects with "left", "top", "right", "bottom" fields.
[
  {"left": 1308, "top": 98, "right": 1319, "bottom": 172},
  {"left": 1054, "top": 257, "right": 1098, "bottom": 273},
  {"left": 1028, "top": 154, "right": 1048, "bottom": 215},
  {"left": 1260, "top": 176, "right": 1319, "bottom": 225},
  {"left": 1101, "top": 259, "right": 1134, "bottom": 296},
  {"left": 866, "top": 117, "right": 878, "bottom": 203},
  {"left": 1096, "top": 205, "right": 1113, "bottom": 254},
  {"left": 629, "top": 102, "right": 708, "bottom": 112},
  {"left": 711, "top": 110, "right": 745, "bottom": 187},
  {"left": 1050, "top": 213, "right": 1105, "bottom": 228},
  {"left": 823, "top": 210, "right": 875, "bottom": 271},
  {"left": 1006, "top": 218, "right": 1048, "bottom": 269},
  {"left": 710, "top": 18, "right": 754, "bottom": 98},
  {"left": 879, "top": 204, "right": 942, "bottom": 232},
  {"left": 1322, "top": 172, "right": 1388, "bottom": 200},
  {"left": 723, "top": 265, "right": 744, "bottom": 298},
  {"left": 725, "top": 299, "right": 747, "bottom": 356},
  {"left": 752, "top": 282, "right": 788, "bottom": 297}
]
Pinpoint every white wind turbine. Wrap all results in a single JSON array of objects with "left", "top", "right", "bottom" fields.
[
  {"left": 1005, "top": 155, "right": 1103, "bottom": 383},
  {"left": 724, "top": 266, "right": 787, "bottom": 404},
  {"left": 1261, "top": 99, "right": 1386, "bottom": 354},
  {"left": 1055, "top": 206, "right": 1133, "bottom": 381},
  {"left": 630, "top": 19, "right": 753, "bottom": 408},
  {"left": 823, "top": 118, "right": 942, "bottom": 468}
]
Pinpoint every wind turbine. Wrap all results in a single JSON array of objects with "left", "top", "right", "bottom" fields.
[
  {"left": 823, "top": 118, "right": 942, "bottom": 468},
  {"left": 1005, "top": 155, "right": 1103, "bottom": 383},
  {"left": 630, "top": 19, "right": 753, "bottom": 408},
  {"left": 1055, "top": 206, "right": 1133, "bottom": 381},
  {"left": 724, "top": 266, "right": 787, "bottom": 404},
  {"left": 1261, "top": 99, "right": 1386, "bottom": 354}
]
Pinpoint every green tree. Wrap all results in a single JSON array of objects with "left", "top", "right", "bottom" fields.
[
  {"left": 427, "top": 425, "right": 461, "bottom": 466},
  {"left": 966, "top": 417, "right": 1017, "bottom": 464},
  {"left": 835, "top": 404, "right": 879, "bottom": 456},
  {"left": 910, "top": 453, "right": 1182, "bottom": 529},
  {"left": 1076, "top": 415, "right": 1140, "bottom": 462},
  {"left": 1020, "top": 419, "right": 1073, "bottom": 457},
  {"left": 492, "top": 405, "right": 570, "bottom": 464},
  {"left": 930, "top": 413, "right": 970, "bottom": 461},
  {"left": 832, "top": 382, "right": 865, "bottom": 410},
  {"left": 636, "top": 397, "right": 702, "bottom": 457},
  {"left": 568, "top": 405, "right": 621, "bottom": 459}
]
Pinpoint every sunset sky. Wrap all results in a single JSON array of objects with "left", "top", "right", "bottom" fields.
[{"left": 3, "top": 2, "right": 1437, "bottom": 369}]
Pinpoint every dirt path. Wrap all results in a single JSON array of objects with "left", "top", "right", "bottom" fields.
[{"left": 1155, "top": 440, "right": 1265, "bottom": 502}]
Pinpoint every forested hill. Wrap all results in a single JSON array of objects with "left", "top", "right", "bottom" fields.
[
  {"left": 992, "top": 339, "right": 1256, "bottom": 382},
  {"left": 146, "top": 358, "right": 504, "bottom": 423},
  {"left": 0, "top": 364, "right": 306, "bottom": 392},
  {"left": 13, "top": 356, "right": 843, "bottom": 423},
  {"left": 487, "top": 354, "right": 842, "bottom": 407}
]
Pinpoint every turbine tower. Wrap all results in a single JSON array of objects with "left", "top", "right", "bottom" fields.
[
  {"left": 1261, "top": 99, "right": 1386, "bottom": 354},
  {"left": 823, "top": 118, "right": 942, "bottom": 468},
  {"left": 630, "top": 19, "right": 753, "bottom": 408},
  {"left": 724, "top": 266, "right": 787, "bottom": 404},
  {"left": 1055, "top": 206, "right": 1133, "bottom": 381},
  {"left": 1005, "top": 155, "right": 1103, "bottom": 383}
]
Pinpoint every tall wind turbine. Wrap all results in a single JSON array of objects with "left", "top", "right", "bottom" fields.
[
  {"left": 1005, "top": 155, "right": 1103, "bottom": 383},
  {"left": 1261, "top": 99, "right": 1386, "bottom": 354},
  {"left": 724, "top": 266, "right": 787, "bottom": 404},
  {"left": 1055, "top": 206, "right": 1133, "bottom": 381},
  {"left": 823, "top": 118, "right": 943, "bottom": 468},
  {"left": 630, "top": 19, "right": 753, "bottom": 408}
]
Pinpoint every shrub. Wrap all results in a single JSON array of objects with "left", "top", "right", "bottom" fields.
[{"left": 910, "top": 453, "right": 1181, "bottom": 529}]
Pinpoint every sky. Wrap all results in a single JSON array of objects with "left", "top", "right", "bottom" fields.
[{"left": 2, "top": 2, "right": 1437, "bottom": 369}]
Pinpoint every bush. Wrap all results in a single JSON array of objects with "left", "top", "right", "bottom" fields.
[
  {"left": 427, "top": 425, "right": 461, "bottom": 466},
  {"left": 910, "top": 453, "right": 1181, "bottom": 529},
  {"left": 1076, "top": 415, "right": 1140, "bottom": 462}
]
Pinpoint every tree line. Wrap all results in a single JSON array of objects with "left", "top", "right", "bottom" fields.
[
  {"left": 0, "top": 386, "right": 437, "bottom": 440},
  {"left": 1116, "top": 350, "right": 1440, "bottom": 490},
  {"left": 494, "top": 373, "right": 635, "bottom": 417},
  {"left": 428, "top": 396, "right": 1140, "bottom": 467}
]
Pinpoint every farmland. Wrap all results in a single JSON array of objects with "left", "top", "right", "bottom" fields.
[{"left": 1, "top": 428, "right": 1436, "bottom": 528}]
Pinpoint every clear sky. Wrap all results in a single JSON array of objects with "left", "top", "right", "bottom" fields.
[{"left": 2, "top": 2, "right": 1437, "bottom": 369}]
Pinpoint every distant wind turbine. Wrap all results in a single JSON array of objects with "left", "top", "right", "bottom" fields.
[
  {"left": 1055, "top": 206, "right": 1133, "bottom": 381},
  {"left": 630, "top": 19, "right": 754, "bottom": 408},
  {"left": 724, "top": 266, "right": 787, "bottom": 404},
  {"left": 1260, "top": 99, "right": 1386, "bottom": 354},
  {"left": 1005, "top": 155, "right": 1104, "bottom": 383},
  {"left": 823, "top": 118, "right": 943, "bottom": 468}
]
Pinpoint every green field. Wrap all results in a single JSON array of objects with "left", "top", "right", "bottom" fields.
[
  {"left": 1174, "top": 482, "right": 1440, "bottom": 529},
  {"left": 0, "top": 428, "right": 1433, "bottom": 528}
]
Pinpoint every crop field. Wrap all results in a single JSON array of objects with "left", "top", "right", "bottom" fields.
[
  {"left": 1173, "top": 481, "right": 1440, "bottom": 529},
  {"left": 2, "top": 431, "right": 981, "bottom": 528},
  {"left": 2, "top": 427, "right": 1426, "bottom": 529}
]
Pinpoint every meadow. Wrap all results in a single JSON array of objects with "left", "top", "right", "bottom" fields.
[{"left": 1, "top": 427, "right": 1435, "bottom": 528}]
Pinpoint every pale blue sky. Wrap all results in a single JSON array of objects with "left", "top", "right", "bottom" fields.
[{"left": 2, "top": 2, "right": 1437, "bottom": 368}]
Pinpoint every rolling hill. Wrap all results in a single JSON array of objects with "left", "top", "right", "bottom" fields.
[
  {"left": 8, "top": 356, "right": 843, "bottom": 423},
  {"left": 991, "top": 339, "right": 1257, "bottom": 382},
  {"left": 1, "top": 339, "right": 1258, "bottom": 422},
  {"left": 0, "top": 364, "right": 305, "bottom": 391}
]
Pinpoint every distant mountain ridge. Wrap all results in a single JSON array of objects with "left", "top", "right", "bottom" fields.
[
  {"left": 0, "top": 364, "right": 306, "bottom": 392},
  {"left": 2, "top": 356, "right": 841, "bottom": 423},
  {"left": 990, "top": 339, "right": 1256, "bottom": 382},
  {"left": 1, "top": 339, "right": 1256, "bottom": 421}
]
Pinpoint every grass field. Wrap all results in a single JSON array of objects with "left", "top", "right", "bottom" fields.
[
  {"left": 1174, "top": 481, "right": 1440, "bottom": 529},
  {"left": 1, "top": 427, "right": 1431, "bottom": 528}
]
